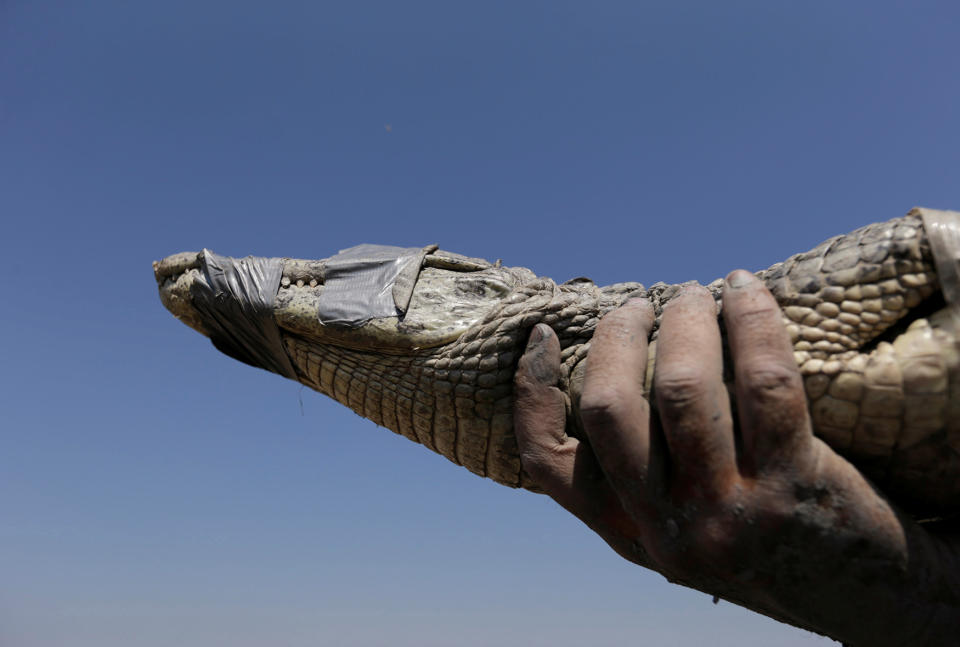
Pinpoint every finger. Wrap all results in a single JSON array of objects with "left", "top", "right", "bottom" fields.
[
  {"left": 722, "top": 270, "right": 810, "bottom": 471},
  {"left": 515, "top": 323, "right": 570, "bottom": 481},
  {"left": 514, "top": 324, "right": 650, "bottom": 565},
  {"left": 654, "top": 285, "right": 737, "bottom": 499},
  {"left": 579, "top": 299, "right": 659, "bottom": 510},
  {"left": 515, "top": 323, "right": 606, "bottom": 499}
]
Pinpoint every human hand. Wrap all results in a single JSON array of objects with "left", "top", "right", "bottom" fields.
[{"left": 514, "top": 270, "right": 960, "bottom": 645}]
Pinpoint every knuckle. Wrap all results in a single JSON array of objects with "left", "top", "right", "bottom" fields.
[
  {"left": 739, "top": 361, "right": 801, "bottom": 401},
  {"left": 519, "top": 454, "right": 555, "bottom": 489},
  {"left": 652, "top": 511, "right": 743, "bottom": 576},
  {"left": 655, "top": 367, "right": 710, "bottom": 411},
  {"left": 689, "top": 517, "right": 739, "bottom": 561},
  {"left": 519, "top": 443, "right": 551, "bottom": 475},
  {"left": 728, "top": 300, "right": 780, "bottom": 330},
  {"left": 579, "top": 386, "right": 635, "bottom": 428},
  {"left": 513, "top": 372, "right": 539, "bottom": 398},
  {"left": 512, "top": 381, "right": 546, "bottom": 416},
  {"left": 519, "top": 440, "right": 572, "bottom": 484}
]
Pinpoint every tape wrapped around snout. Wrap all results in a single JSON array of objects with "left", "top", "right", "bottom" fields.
[
  {"left": 190, "top": 250, "right": 299, "bottom": 379},
  {"left": 188, "top": 244, "right": 436, "bottom": 377}
]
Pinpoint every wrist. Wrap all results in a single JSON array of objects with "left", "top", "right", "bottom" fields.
[
  {"left": 897, "top": 524, "right": 960, "bottom": 647},
  {"left": 782, "top": 512, "right": 960, "bottom": 646}
]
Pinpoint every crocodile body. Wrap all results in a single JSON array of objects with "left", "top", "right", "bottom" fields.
[{"left": 154, "top": 208, "right": 960, "bottom": 518}]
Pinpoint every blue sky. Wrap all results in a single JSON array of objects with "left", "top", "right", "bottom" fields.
[{"left": 2, "top": 2, "right": 957, "bottom": 645}]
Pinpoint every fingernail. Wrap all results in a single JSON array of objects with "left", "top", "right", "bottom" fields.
[
  {"left": 725, "top": 270, "right": 755, "bottom": 289},
  {"left": 529, "top": 323, "right": 547, "bottom": 345}
]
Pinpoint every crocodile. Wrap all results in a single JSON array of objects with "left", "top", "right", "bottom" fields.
[{"left": 154, "top": 208, "right": 960, "bottom": 519}]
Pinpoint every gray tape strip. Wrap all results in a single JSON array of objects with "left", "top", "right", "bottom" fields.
[
  {"left": 190, "top": 249, "right": 298, "bottom": 380},
  {"left": 317, "top": 244, "right": 433, "bottom": 327},
  {"left": 918, "top": 207, "right": 960, "bottom": 331}
]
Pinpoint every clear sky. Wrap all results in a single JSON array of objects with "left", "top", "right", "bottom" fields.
[{"left": 2, "top": 2, "right": 957, "bottom": 645}]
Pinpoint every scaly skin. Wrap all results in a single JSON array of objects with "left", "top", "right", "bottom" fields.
[{"left": 154, "top": 208, "right": 960, "bottom": 519}]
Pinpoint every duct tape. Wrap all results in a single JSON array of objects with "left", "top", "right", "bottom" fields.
[
  {"left": 190, "top": 249, "right": 298, "bottom": 380},
  {"left": 918, "top": 208, "right": 960, "bottom": 332},
  {"left": 316, "top": 243, "right": 436, "bottom": 327}
]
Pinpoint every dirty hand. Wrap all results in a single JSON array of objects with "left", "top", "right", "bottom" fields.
[{"left": 514, "top": 270, "right": 959, "bottom": 646}]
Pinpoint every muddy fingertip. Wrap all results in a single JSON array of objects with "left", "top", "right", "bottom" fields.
[
  {"left": 725, "top": 269, "right": 756, "bottom": 289},
  {"left": 621, "top": 296, "right": 655, "bottom": 326},
  {"left": 518, "top": 324, "right": 561, "bottom": 385},
  {"left": 527, "top": 323, "right": 550, "bottom": 347}
]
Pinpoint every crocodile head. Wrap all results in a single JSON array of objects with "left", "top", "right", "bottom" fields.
[
  {"left": 154, "top": 243, "right": 623, "bottom": 488},
  {"left": 153, "top": 245, "right": 539, "bottom": 363}
]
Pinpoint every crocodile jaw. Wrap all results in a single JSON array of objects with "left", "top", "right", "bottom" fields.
[
  {"left": 153, "top": 252, "right": 209, "bottom": 336},
  {"left": 153, "top": 248, "right": 537, "bottom": 353}
]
